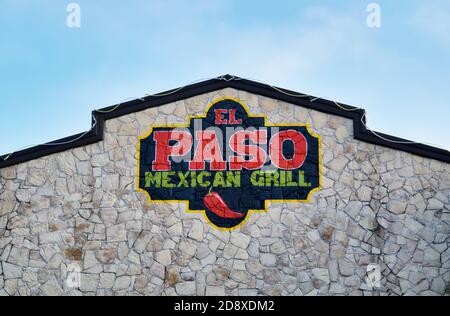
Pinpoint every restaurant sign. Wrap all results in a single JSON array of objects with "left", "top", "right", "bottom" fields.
[{"left": 137, "top": 98, "right": 321, "bottom": 230}]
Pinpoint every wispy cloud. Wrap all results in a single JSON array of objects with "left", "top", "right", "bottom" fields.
[{"left": 152, "top": 5, "right": 371, "bottom": 90}]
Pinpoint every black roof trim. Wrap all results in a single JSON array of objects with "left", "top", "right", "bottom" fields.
[{"left": 1, "top": 74, "right": 449, "bottom": 168}]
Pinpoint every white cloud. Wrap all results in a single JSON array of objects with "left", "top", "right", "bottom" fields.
[
  {"left": 186, "top": 5, "right": 371, "bottom": 91},
  {"left": 64, "top": 3, "right": 372, "bottom": 100}
]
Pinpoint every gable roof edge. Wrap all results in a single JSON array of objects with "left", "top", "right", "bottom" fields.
[{"left": 0, "top": 74, "right": 449, "bottom": 169}]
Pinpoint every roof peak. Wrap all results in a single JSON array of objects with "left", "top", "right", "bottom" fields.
[{"left": 1, "top": 76, "right": 449, "bottom": 168}]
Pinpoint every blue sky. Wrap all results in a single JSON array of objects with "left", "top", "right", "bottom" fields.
[{"left": 1, "top": 0, "right": 450, "bottom": 155}]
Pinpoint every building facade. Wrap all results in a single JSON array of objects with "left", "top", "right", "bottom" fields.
[{"left": 1, "top": 76, "right": 449, "bottom": 296}]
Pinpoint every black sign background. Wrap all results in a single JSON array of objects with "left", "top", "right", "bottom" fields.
[{"left": 138, "top": 98, "right": 321, "bottom": 229}]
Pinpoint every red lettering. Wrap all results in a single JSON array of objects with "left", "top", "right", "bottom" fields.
[
  {"left": 228, "top": 109, "right": 242, "bottom": 124},
  {"left": 152, "top": 128, "right": 309, "bottom": 172},
  {"left": 214, "top": 109, "right": 242, "bottom": 125},
  {"left": 189, "top": 130, "right": 226, "bottom": 170},
  {"left": 152, "top": 131, "right": 192, "bottom": 171},
  {"left": 269, "top": 130, "right": 307, "bottom": 170},
  {"left": 229, "top": 130, "right": 267, "bottom": 170},
  {"left": 214, "top": 109, "right": 228, "bottom": 124}
]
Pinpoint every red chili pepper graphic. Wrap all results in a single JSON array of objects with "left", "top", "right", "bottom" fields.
[{"left": 203, "top": 191, "right": 244, "bottom": 219}]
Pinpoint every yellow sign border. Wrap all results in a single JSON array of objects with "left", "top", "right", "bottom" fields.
[{"left": 136, "top": 97, "right": 322, "bottom": 231}]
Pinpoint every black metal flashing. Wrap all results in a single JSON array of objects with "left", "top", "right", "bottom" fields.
[{"left": 1, "top": 74, "right": 449, "bottom": 169}]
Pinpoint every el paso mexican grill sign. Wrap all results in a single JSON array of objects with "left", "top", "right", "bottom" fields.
[{"left": 137, "top": 98, "right": 321, "bottom": 229}]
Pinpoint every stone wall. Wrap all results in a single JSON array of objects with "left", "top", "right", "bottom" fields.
[{"left": 1, "top": 88, "right": 449, "bottom": 296}]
